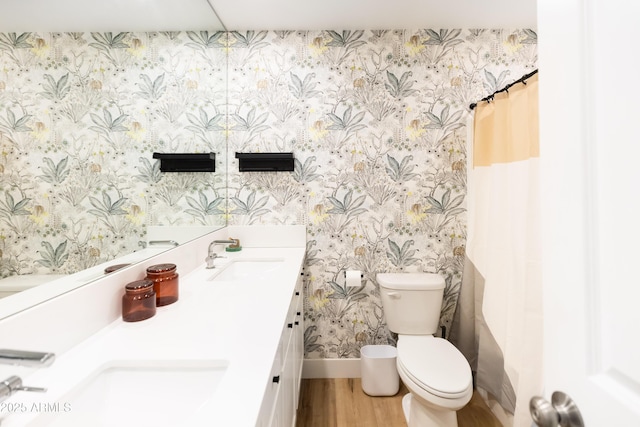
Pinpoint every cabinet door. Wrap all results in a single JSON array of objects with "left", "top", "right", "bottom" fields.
[
  {"left": 265, "top": 270, "right": 305, "bottom": 427},
  {"left": 263, "top": 355, "right": 282, "bottom": 427},
  {"left": 281, "top": 330, "right": 295, "bottom": 427},
  {"left": 269, "top": 399, "right": 281, "bottom": 427},
  {"left": 293, "top": 282, "right": 304, "bottom": 409}
]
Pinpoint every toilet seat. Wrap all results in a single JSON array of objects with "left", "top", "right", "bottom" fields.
[{"left": 397, "top": 335, "right": 472, "bottom": 399}]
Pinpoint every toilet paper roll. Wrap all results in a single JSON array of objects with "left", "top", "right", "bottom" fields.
[{"left": 345, "top": 270, "right": 362, "bottom": 288}]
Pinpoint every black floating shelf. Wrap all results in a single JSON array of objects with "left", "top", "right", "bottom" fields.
[
  {"left": 235, "top": 152, "right": 294, "bottom": 172},
  {"left": 152, "top": 152, "right": 215, "bottom": 172}
]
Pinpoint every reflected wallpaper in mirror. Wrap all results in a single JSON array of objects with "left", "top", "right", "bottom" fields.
[{"left": 0, "top": 31, "right": 227, "bottom": 282}]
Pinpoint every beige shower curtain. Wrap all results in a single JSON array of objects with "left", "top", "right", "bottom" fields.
[{"left": 451, "top": 73, "right": 542, "bottom": 426}]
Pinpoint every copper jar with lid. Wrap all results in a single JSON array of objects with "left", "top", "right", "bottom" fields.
[
  {"left": 146, "top": 263, "right": 179, "bottom": 306},
  {"left": 122, "top": 279, "right": 156, "bottom": 322}
]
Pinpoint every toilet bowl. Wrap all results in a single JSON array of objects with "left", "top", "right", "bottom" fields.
[
  {"left": 376, "top": 273, "right": 473, "bottom": 427},
  {"left": 397, "top": 335, "right": 472, "bottom": 426}
]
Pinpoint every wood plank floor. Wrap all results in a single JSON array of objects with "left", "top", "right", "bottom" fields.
[{"left": 296, "top": 378, "right": 503, "bottom": 427}]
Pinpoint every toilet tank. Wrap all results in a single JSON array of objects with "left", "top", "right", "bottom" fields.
[{"left": 377, "top": 273, "right": 445, "bottom": 335}]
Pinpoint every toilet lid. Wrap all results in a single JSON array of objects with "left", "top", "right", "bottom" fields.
[
  {"left": 376, "top": 273, "right": 445, "bottom": 290},
  {"left": 397, "top": 336, "right": 471, "bottom": 398}
]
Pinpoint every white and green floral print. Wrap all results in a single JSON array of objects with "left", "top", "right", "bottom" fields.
[
  {"left": 226, "top": 29, "right": 536, "bottom": 358},
  {"left": 0, "top": 31, "right": 227, "bottom": 278}
]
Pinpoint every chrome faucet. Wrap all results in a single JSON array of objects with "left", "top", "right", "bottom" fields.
[
  {"left": 205, "top": 239, "right": 238, "bottom": 269},
  {"left": 0, "top": 349, "right": 55, "bottom": 367},
  {"left": 1, "top": 375, "right": 47, "bottom": 403},
  {"left": 0, "top": 350, "right": 53, "bottom": 403}
]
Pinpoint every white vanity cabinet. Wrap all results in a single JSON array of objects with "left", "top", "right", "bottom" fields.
[
  {"left": 0, "top": 228, "right": 308, "bottom": 427},
  {"left": 258, "top": 269, "right": 304, "bottom": 427}
]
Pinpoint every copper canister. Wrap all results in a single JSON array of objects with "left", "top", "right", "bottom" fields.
[
  {"left": 146, "top": 263, "right": 179, "bottom": 306},
  {"left": 122, "top": 279, "right": 156, "bottom": 322}
]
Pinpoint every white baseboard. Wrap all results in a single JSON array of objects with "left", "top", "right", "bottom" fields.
[{"left": 302, "top": 358, "right": 362, "bottom": 378}]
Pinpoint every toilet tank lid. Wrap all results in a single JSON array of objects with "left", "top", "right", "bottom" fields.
[{"left": 376, "top": 273, "right": 445, "bottom": 290}]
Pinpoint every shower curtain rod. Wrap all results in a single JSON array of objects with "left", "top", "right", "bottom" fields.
[{"left": 469, "top": 69, "right": 539, "bottom": 110}]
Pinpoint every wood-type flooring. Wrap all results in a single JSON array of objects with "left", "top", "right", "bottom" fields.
[{"left": 295, "top": 378, "right": 503, "bottom": 427}]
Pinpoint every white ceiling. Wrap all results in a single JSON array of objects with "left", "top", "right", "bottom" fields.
[
  {"left": 0, "top": 0, "right": 224, "bottom": 32},
  {"left": 211, "top": 0, "right": 537, "bottom": 31},
  {"left": 0, "top": 0, "right": 536, "bottom": 32}
]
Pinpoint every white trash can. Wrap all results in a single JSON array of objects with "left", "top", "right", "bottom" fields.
[{"left": 360, "top": 344, "right": 399, "bottom": 396}]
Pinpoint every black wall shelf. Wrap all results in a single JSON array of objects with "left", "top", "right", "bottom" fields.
[
  {"left": 235, "top": 152, "right": 294, "bottom": 172},
  {"left": 152, "top": 153, "right": 216, "bottom": 172}
]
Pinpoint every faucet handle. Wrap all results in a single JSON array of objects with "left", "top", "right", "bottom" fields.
[
  {"left": 1, "top": 376, "right": 47, "bottom": 403},
  {"left": 205, "top": 252, "right": 226, "bottom": 269},
  {"left": 2, "top": 376, "right": 47, "bottom": 392},
  {"left": 205, "top": 252, "right": 225, "bottom": 261}
]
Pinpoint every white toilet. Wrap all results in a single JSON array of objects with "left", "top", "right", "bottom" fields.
[{"left": 377, "top": 273, "right": 472, "bottom": 427}]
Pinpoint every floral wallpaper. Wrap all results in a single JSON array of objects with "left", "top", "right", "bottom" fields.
[
  {"left": 1, "top": 28, "right": 537, "bottom": 360},
  {"left": 0, "top": 31, "right": 227, "bottom": 278},
  {"left": 226, "top": 29, "right": 537, "bottom": 359}
]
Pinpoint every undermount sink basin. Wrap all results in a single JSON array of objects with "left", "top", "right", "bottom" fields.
[
  {"left": 210, "top": 259, "right": 283, "bottom": 281},
  {"left": 29, "top": 359, "right": 228, "bottom": 427}
]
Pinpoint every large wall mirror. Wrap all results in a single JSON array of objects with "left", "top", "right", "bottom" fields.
[{"left": 0, "top": 1, "right": 228, "bottom": 318}]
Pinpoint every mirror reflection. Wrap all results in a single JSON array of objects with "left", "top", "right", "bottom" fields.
[{"left": 0, "top": 29, "right": 228, "bottom": 301}]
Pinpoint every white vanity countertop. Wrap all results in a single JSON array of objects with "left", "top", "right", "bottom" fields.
[{"left": 1, "top": 246, "right": 305, "bottom": 427}]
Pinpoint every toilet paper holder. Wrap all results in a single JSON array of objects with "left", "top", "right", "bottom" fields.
[
  {"left": 343, "top": 271, "right": 364, "bottom": 279},
  {"left": 344, "top": 270, "right": 364, "bottom": 288}
]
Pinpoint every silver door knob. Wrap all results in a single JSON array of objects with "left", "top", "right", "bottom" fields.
[{"left": 529, "top": 391, "right": 584, "bottom": 427}]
